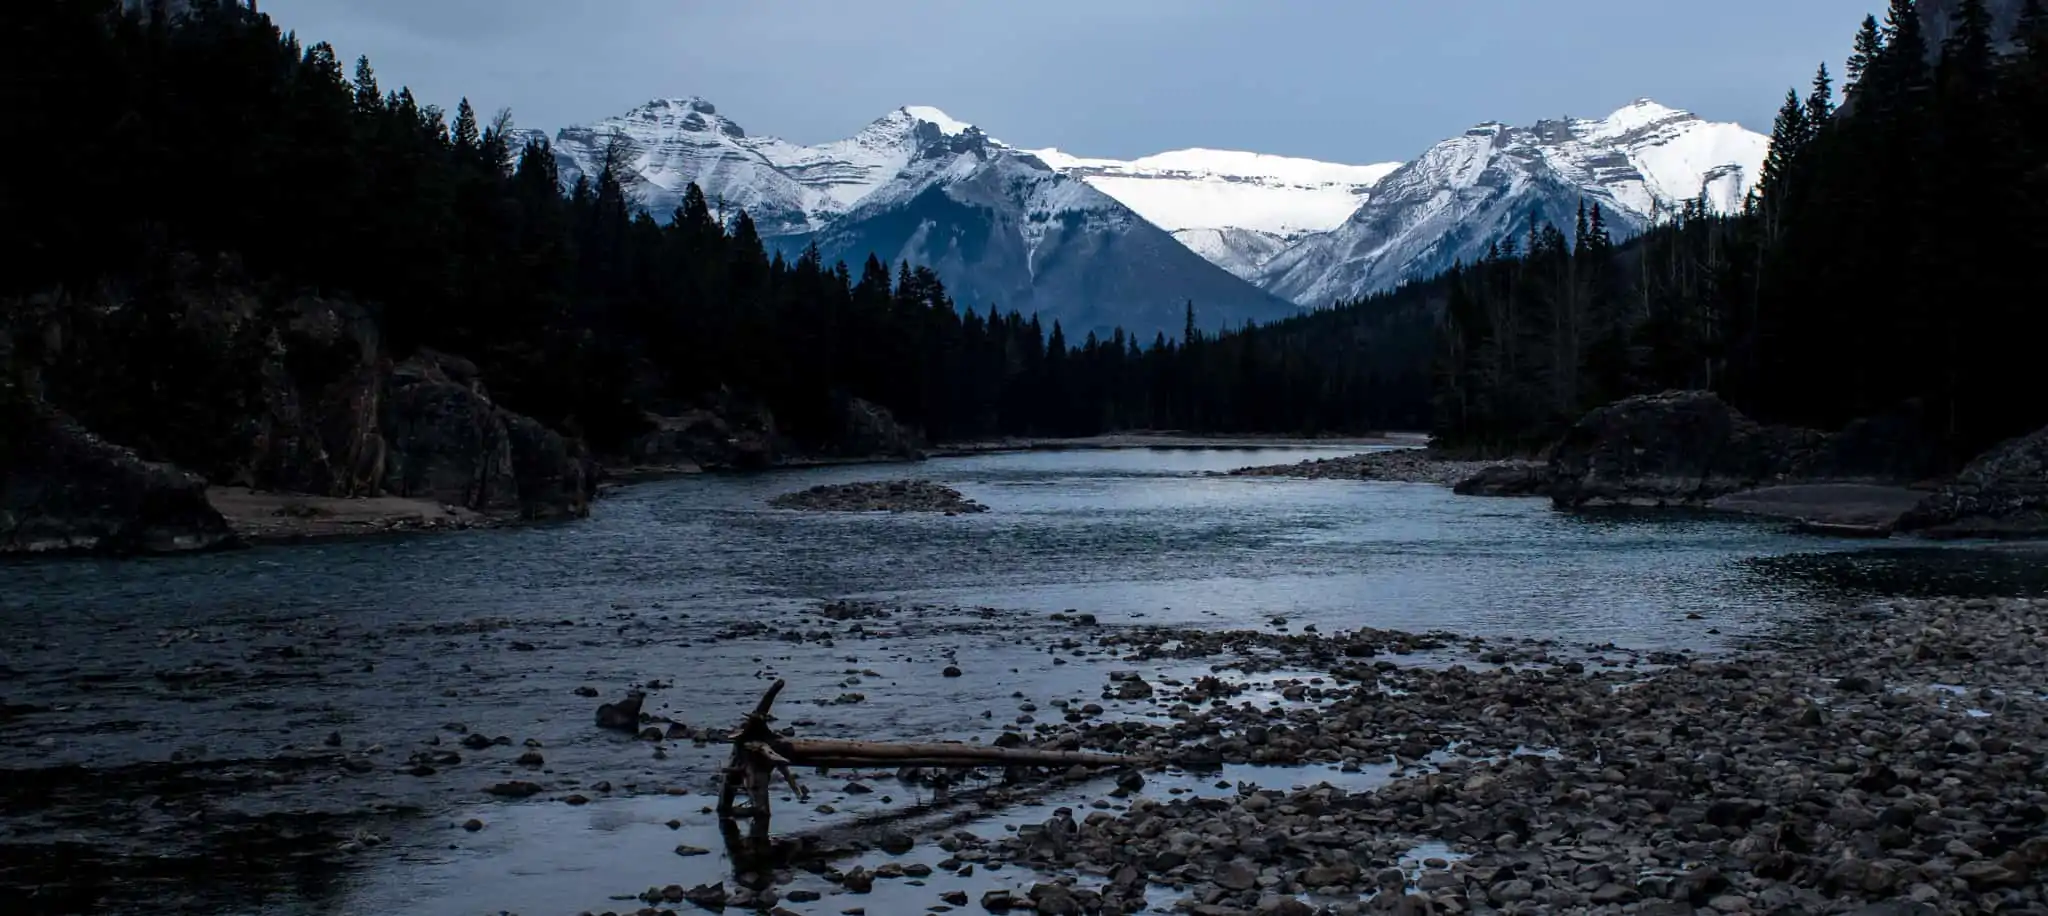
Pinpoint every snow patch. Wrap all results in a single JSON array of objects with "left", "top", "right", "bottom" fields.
[{"left": 902, "top": 105, "right": 973, "bottom": 136}]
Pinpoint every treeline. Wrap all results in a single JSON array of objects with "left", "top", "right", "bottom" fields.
[
  {"left": 1429, "top": 0, "right": 2048, "bottom": 460},
  {"left": 3, "top": 0, "right": 1426, "bottom": 461}
]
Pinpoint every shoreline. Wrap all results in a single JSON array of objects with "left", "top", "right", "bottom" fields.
[
  {"left": 928, "top": 431, "right": 1426, "bottom": 456},
  {"left": 205, "top": 436, "right": 1429, "bottom": 548}
]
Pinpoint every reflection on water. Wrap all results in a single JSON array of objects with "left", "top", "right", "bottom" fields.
[{"left": 0, "top": 446, "right": 2036, "bottom": 915}]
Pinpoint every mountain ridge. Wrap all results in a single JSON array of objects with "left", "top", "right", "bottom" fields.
[
  {"left": 526, "top": 98, "right": 1299, "bottom": 338},
  {"left": 1253, "top": 99, "right": 1768, "bottom": 305}
]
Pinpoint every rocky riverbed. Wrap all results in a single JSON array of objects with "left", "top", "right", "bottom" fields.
[
  {"left": 596, "top": 596, "right": 2048, "bottom": 916},
  {"left": 1229, "top": 449, "right": 1541, "bottom": 488},
  {"left": 770, "top": 480, "right": 989, "bottom": 514}
]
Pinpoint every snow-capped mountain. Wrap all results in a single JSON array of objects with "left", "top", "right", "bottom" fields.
[
  {"left": 1255, "top": 100, "right": 1768, "bottom": 306},
  {"left": 1028, "top": 148, "right": 1401, "bottom": 280},
  {"left": 530, "top": 99, "right": 1301, "bottom": 338},
  {"left": 530, "top": 98, "right": 964, "bottom": 237}
]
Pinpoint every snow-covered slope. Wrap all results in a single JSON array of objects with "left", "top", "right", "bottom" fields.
[
  {"left": 1029, "top": 148, "right": 1401, "bottom": 236},
  {"left": 1257, "top": 100, "right": 1768, "bottom": 305},
  {"left": 1028, "top": 148, "right": 1400, "bottom": 278},
  {"left": 534, "top": 98, "right": 1300, "bottom": 338},
  {"left": 1169, "top": 227, "right": 1294, "bottom": 281}
]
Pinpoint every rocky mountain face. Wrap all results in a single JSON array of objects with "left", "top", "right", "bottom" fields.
[
  {"left": 531, "top": 96, "right": 1764, "bottom": 321},
  {"left": 1255, "top": 101, "right": 1768, "bottom": 306},
  {"left": 530, "top": 100, "right": 1302, "bottom": 338},
  {"left": 1168, "top": 227, "right": 1295, "bottom": 281}
]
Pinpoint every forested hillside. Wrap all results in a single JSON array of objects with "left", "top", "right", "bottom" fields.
[
  {"left": 1426, "top": 0, "right": 2048, "bottom": 461},
  {"left": 1, "top": 0, "right": 1425, "bottom": 465}
]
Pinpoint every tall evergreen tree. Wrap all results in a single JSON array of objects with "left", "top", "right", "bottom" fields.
[{"left": 1847, "top": 16, "right": 1885, "bottom": 86}]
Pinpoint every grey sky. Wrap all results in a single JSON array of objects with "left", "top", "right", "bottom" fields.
[{"left": 262, "top": 0, "right": 1881, "bottom": 163}]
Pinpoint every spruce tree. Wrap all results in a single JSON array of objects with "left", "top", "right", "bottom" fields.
[
  {"left": 1847, "top": 16, "right": 1884, "bottom": 86},
  {"left": 1806, "top": 64, "right": 1835, "bottom": 125},
  {"left": 352, "top": 56, "right": 380, "bottom": 112},
  {"left": 452, "top": 98, "right": 480, "bottom": 154}
]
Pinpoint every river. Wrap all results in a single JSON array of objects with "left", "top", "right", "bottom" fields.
[{"left": 1, "top": 446, "right": 2039, "bottom": 915}]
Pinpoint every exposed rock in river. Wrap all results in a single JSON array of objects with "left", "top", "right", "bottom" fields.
[
  {"left": 1900, "top": 422, "right": 2048, "bottom": 539},
  {"left": 769, "top": 480, "right": 987, "bottom": 514},
  {"left": 1230, "top": 449, "right": 1539, "bottom": 488}
]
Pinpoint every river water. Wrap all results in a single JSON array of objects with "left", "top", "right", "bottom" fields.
[{"left": 1, "top": 446, "right": 2038, "bottom": 915}]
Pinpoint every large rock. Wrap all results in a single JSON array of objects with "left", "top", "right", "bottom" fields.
[
  {"left": 624, "top": 400, "right": 781, "bottom": 472},
  {"left": 237, "top": 296, "right": 387, "bottom": 496},
  {"left": 1, "top": 394, "right": 235, "bottom": 555},
  {"left": 1548, "top": 390, "right": 1825, "bottom": 508},
  {"left": 379, "top": 352, "right": 593, "bottom": 520},
  {"left": 1898, "top": 424, "right": 2048, "bottom": 539},
  {"left": 379, "top": 353, "right": 520, "bottom": 514},
  {"left": 503, "top": 412, "right": 596, "bottom": 520}
]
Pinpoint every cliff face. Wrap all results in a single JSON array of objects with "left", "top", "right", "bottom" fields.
[{"left": 2, "top": 281, "right": 599, "bottom": 555}]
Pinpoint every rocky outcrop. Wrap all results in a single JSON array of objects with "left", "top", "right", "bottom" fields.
[
  {"left": 624, "top": 402, "right": 781, "bottom": 473},
  {"left": 378, "top": 353, "right": 520, "bottom": 515},
  {"left": 2, "top": 394, "right": 235, "bottom": 555},
  {"left": 1898, "top": 423, "right": 2048, "bottom": 539},
  {"left": 620, "top": 395, "right": 923, "bottom": 475},
  {"left": 836, "top": 397, "right": 924, "bottom": 461},
  {"left": 1547, "top": 390, "right": 1825, "bottom": 508},
  {"left": 377, "top": 352, "right": 595, "bottom": 520},
  {"left": 1451, "top": 462, "right": 1552, "bottom": 497},
  {"left": 9, "top": 285, "right": 596, "bottom": 529}
]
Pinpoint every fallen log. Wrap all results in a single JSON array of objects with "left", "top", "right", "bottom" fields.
[
  {"left": 778, "top": 737, "right": 1133, "bottom": 768},
  {"left": 715, "top": 678, "right": 1140, "bottom": 825}
]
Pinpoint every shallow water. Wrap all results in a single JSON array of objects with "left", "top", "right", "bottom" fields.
[{"left": 0, "top": 446, "right": 2035, "bottom": 914}]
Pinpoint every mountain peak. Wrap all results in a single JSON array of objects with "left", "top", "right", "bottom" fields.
[
  {"left": 1586, "top": 99, "right": 1694, "bottom": 137},
  {"left": 899, "top": 105, "right": 974, "bottom": 137}
]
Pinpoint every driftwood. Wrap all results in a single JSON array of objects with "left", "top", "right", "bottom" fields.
[
  {"left": 781, "top": 738, "right": 1129, "bottom": 768},
  {"left": 714, "top": 678, "right": 1138, "bottom": 824}
]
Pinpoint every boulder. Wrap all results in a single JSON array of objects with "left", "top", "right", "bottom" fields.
[
  {"left": 1897, "top": 423, "right": 2048, "bottom": 538},
  {"left": 379, "top": 354, "right": 520, "bottom": 514},
  {"left": 502, "top": 413, "right": 596, "bottom": 520},
  {"left": 1452, "top": 462, "right": 1551, "bottom": 496},
  {"left": 1, "top": 394, "right": 236, "bottom": 555},
  {"left": 1547, "top": 390, "right": 1825, "bottom": 508}
]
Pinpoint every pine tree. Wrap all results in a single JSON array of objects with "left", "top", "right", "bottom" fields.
[
  {"left": 351, "top": 56, "right": 380, "bottom": 112},
  {"left": 452, "top": 98, "right": 480, "bottom": 154},
  {"left": 1847, "top": 16, "right": 1884, "bottom": 86},
  {"left": 1806, "top": 64, "right": 1835, "bottom": 125}
]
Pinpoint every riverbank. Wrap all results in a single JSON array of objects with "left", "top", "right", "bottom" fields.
[
  {"left": 667, "top": 595, "right": 2046, "bottom": 915},
  {"left": 205, "top": 486, "right": 506, "bottom": 543},
  {"left": 1229, "top": 447, "right": 1538, "bottom": 487},
  {"left": 961, "top": 595, "right": 2048, "bottom": 914}
]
